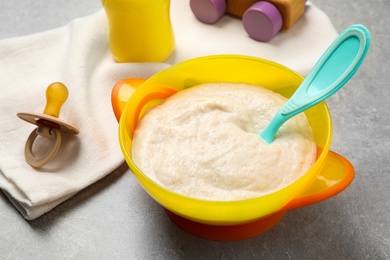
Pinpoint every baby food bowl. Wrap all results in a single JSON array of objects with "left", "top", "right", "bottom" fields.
[{"left": 112, "top": 55, "right": 354, "bottom": 241}]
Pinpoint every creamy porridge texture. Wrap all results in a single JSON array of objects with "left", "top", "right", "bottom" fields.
[{"left": 132, "top": 82, "right": 317, "bottom": 201}]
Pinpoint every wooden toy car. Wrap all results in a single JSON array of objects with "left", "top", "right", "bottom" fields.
[{"left": 190, "top": 0, "right": 307, "bottom": 42}]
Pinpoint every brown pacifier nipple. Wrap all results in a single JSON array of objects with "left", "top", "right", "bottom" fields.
[{"left": 17, "top": 82, "right": 79, "bottom": 168}]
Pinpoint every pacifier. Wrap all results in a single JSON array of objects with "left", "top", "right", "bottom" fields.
[{"left": 17, "top": 82, "right": 79, "bottom": 168}]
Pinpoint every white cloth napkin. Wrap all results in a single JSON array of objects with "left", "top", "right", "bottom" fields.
[{"left": 0, "top": 1, "right": 338, "bottom": 220}]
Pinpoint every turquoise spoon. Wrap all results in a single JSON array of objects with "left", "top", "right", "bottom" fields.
[{"left": 260, "top": 24, "right": 371, "bottom": 144}]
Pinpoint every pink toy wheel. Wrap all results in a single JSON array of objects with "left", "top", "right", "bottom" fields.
[
  {"left": 190, "top": 0, "right": 226, "bottom": 24},
  {"left": 242, "top": 1, "right": 283, "bottom": 42}
]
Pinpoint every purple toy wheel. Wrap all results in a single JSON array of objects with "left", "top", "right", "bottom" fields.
[
  {"left": 242, "top": 1, "right": 283, "bottom": 42},
  {"left": 190, "top": 0, "right": 226, "bottom": 24}
]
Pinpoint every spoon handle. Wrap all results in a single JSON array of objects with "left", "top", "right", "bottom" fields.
[
  {"left": 260, "top": 24, "right": 370, "bottom": 143},
  {"left": 281, "top": 24, "right": 370, "bottom": 116}
]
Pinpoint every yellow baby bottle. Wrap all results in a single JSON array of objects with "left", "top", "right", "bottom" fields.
[{"left": 102, "top": 0, "right": 175, "bottom": 62}]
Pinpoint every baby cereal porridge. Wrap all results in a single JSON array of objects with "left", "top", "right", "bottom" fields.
[{"left": 132, "top": 82, "right": 317, "bottom": 200}]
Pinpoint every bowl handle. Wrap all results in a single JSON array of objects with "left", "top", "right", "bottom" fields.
[
  {"left": 282, "top": 150, "right": 354, "bottom": 211},
  {"left": 111, "top": 78, "right": 179, "bottom": 122},
  {"left": 111, "top": 78, "right": 146, "bottom": 122}
]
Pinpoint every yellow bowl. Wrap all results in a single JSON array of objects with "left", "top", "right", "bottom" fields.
[{"left": 114, "top": 55, "right": 354, "bottom": 240}]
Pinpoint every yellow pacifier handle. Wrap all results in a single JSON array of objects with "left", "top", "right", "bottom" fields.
[{"left": 43, "top": 82, "right": 68, "bottom": 118}]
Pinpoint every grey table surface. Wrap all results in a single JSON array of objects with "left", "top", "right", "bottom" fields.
[{"left": 0, "top": 0, "right": 388, "bottom": 259}]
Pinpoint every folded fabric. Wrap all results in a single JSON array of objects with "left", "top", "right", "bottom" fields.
[
  {"left": 0, "top": 1, "right": 338, "bottom": 220},
  {"left": 0, "top": 10, "right": 169, "bottom": 220}
]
